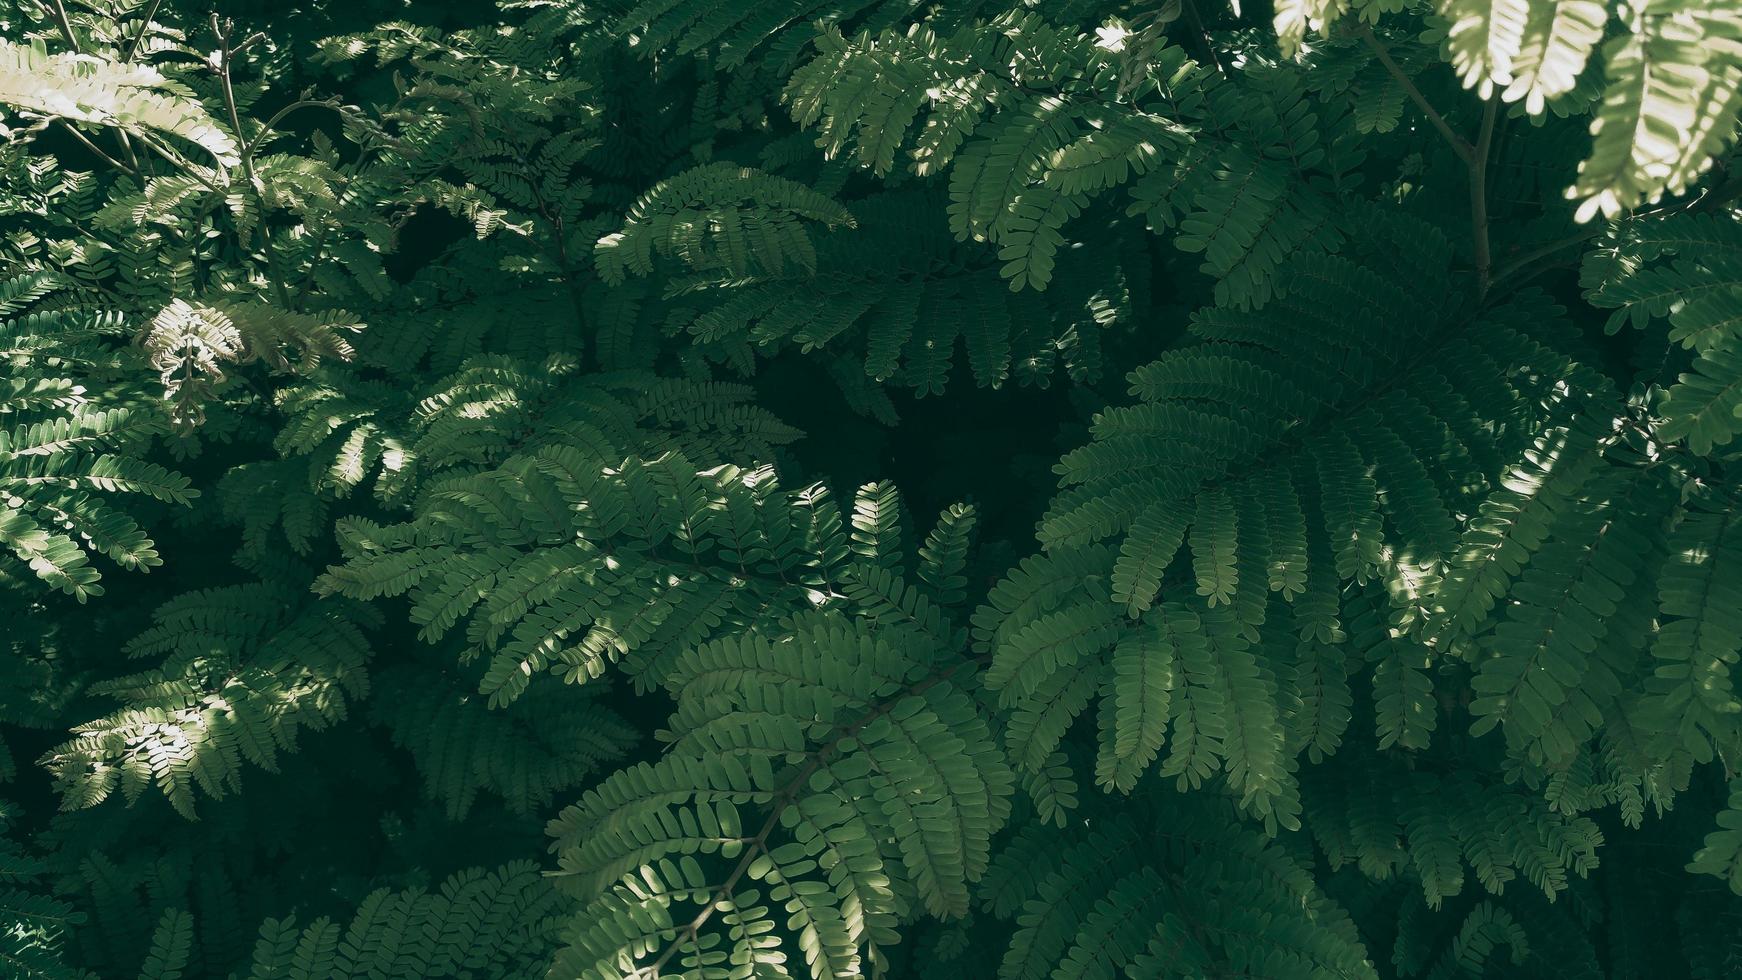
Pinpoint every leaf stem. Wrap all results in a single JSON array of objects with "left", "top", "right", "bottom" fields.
[
  {"left": 211, "top": 17, "right": 257, "bottom": 187},
  {"left": 128, "top": 130, "right": 224, "bottom": 193},
  {"left": 241, "top": 99, "right": 345, "bottom": 160},
  {"left": 211, "top": 16, "right": 292, "bottom": 308}
]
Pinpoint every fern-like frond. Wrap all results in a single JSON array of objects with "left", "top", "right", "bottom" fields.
[
  {"left": 236, "top": 862, "right": 562, "bottom": 979},
  {"left": 1569, "top": 4, "right": 1742, "bottom": 220},
  {"left": 0, "top": 277, "right": 191, "bottom": 600},
  {"left": 595, "top": 163, "right": 855, "bottom": 284},
  {"left": 548, "top": 611, "right": 1011, "bottom": 978},
  {"left": 0, "top": 40, "right": 237, "bottom": 168},
  {"left": 983, "top": 227, "right": 1626, "bottom": 821},
  {"left": 41, "top": 587, "right": 378, "bottom": 818}
]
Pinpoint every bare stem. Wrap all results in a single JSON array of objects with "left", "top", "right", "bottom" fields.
[
  {"left": 210, "top": 16, "right": 293, "bottom": 308},
  {"left": 1358, "top": 23, "right": 1473, "bottom": 164},
  {"left": 1182, "top": 0, "right": 1225, "bottom": 74},
  {"left": 242, "top": 99, "right": 346, "bottom": 159},
  {"left": 129, "top": 130, "right": 224, "bottom": 192},
  {"left": 56, "top": 121, "right": 135, "bottom": 175},
  {"left": 1471, "top": 97, "right": 1498, "bottom": 298},
  {"left": 1360, "top": 22, "right": 1500, "bottom": 296},
  {"left": 1490, "top": 172, "right": 1742, "bottom": 290},
  {"left": 39, "top": 0, "right": 77, "bottom": 49},
  {"left": 211, "top": 17, "right": 257, "bottom": 186},
  {"left": 1491, "top": 231, "right": 1595, "bottom": 287},
  {"left": 42, "top": 0, "right": 148, "bottom": 172},
  {"left": 123, "top": 0, "right": 164, "bottom": 62}
]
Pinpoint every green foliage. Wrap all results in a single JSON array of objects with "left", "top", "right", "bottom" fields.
[
  {"left": 235, "top": 862, "right": 562, "bottom": 980},
  {"left": 0, "top": 40, "right": 238, "bottom": 168},
  {"left": 41, "top": 584, "right": 378, "bottom": 818},
  {"left": 548, "top": 609, "right": 1011, "bottom": 978},
  {"left": 4, "top": 0, "right": 1742, "bottom": 977},
  {"left": 0, "top": 272, "right": 194, "bottom": 599},
  {"left": 0, "top": 803, "right": 93, "bottom": 979}
]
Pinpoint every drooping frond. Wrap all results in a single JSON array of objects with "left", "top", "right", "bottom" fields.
[
  {"left": 981, "top": 790, "right": 1377, "bottom": 980},
  {"left": 373, "top": 665, "right": 637, "bottom": 819},
  {"left": 1567, "top": 3, "right": 1742, "bottom": 220},
  {"left": 1586, "top": 210, "right": 1742, "bottom": 452},
  {"left": 669, "top": 189, "right": 1146, "bottom": 396},
  {"left": 984, "top": 229, "right": 1616, "bottom": 822},
  {"left": 143, "top": 299, "right": 362, "bottom": 428}
]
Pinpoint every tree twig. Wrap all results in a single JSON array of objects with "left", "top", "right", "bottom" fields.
[
  {"left": 1181, "top": 0, "right": 1225, "bottom": 75},
  {"left": 1491, "top": 231, "right": 1596, "bottom": 287},
  {"left": 210, "top": 16, "right": 293, "bottom": 309},
  {"left": 211, "top": 17, "right": 257, "bottom": 187},
  {"left": 42, "top": 0, "right": 147, "bottom": 172},
  {"left": 1357, "top": 23, "right": 1473, "bottom": 164},
  {"left": 128, "top": 130, "right": 225, "bottom": 192},
  {"left": 1489, "top": 173, "right": 1742, "bottom": 290}
]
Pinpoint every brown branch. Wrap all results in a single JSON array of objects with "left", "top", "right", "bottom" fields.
[{"left": 1360, "top": 23, "right": 1503, "bottom": 297}]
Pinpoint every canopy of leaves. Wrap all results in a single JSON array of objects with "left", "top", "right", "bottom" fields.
[{"left": 2, "top": 1, "right": 1742, "bottom": 978}]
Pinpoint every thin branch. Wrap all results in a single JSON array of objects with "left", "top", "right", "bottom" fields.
[
  {"left": 56, "top": 121, "right": 135, "bottom": 175},
  {"left": 1357, "top": 23, "right": 1473, "bottom": 164},
  {"left": 211, "top": 17, "right": 257, "bottom": 187},
  {"left": 210, "top": 16, "right": 293, "bottom": 309},
  {"left": 1360, "top": 21, "right": 1495, "bottom": 297},
  {"left": 114, "top": 130, "right": 143, "bottom": 174},
  {"left": 127, "top": 130, "right": 225, "bottom": 192},
  {"left": 1471, "top": 96, "right": 1498, "bottom": 298},
  {"left": 242, "top": 99, "right": 346, "bottom": 159},
  {"left": 1491, "top": 231, "right": 1596, "bottom": 286},
  {"left": 123, "top": 0, "right": 164, "bottom": 62},
  {"left": 41, "top": 0, "right": 148, "bottom": 172},
  {"left": 1181, "top": 0, "right": 1225, "bottom": 75},
  {"left": 38, "top": 0, "right": 78, "bottom": 50},
  {"left": 1490, "top": 172, "right": 1742, "bottom": 291}
]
